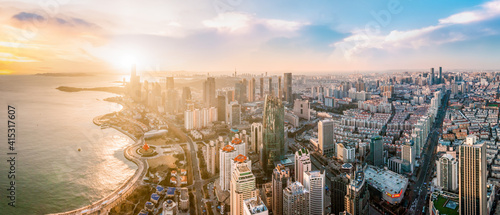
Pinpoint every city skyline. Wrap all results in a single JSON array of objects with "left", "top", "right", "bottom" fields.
[{"left": 1, "top": 0, "right": 500, "bottom": 75}]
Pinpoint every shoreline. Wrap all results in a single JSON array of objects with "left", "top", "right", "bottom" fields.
[{"left": 48, "top": 98, "right": 146, "bottom": 215}]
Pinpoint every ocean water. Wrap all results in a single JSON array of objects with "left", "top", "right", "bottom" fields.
[{"left": 0, "top": 75, "right": 137, "bottom": 214}]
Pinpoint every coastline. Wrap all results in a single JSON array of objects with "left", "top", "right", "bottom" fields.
[{"left": 48, "top": 98, "right": 146, "bottom": 215}]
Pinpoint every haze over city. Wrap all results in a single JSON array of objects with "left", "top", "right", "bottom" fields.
[{"left": 1, "top": 0, "right": 500, "bottom": 74}]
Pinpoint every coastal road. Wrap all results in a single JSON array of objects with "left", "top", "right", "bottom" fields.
[{"left": 410, "top": 91, "right": 449, "bottom": 215}]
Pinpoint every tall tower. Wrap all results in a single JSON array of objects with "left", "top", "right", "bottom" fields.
[
  {"left": 230, "top": 162, "right": 258, "bottom": 215},
  {"left": 283, "top": 182, "right": 309, "bottom": 215},
  {"left": 251, "top": 123, "right": 263, "bottom": 154},
  {"left": 431, "top": 68, "right": 435, "bottom": 85},
  {"left": 437, "top": 153, "right": 458, "bottom": 192},
  {"left": 369, "top": 136, "right": 384, "bottom": 167},
  {"left": 262, "top": 95, "right": 285, "bottom": 174},
  {"left": 331, "top": 174, "right": 349, "bottom": 215},
  {"left": 439, "top": 67, "right": 443, "bottom": 84},
  {"left": 166, "top": 77, "right": 174, "bottom": 90},
  {"left": 459, "top": 135, "right": 487, "bottom": 215},
  {"left": 278, "top": 76, "right": 282, "bottom": 100},
  {"left": 260, "top": 77, "right": 264, "bottom": 100},
  {"left": 272, "top": 164, "right": 291, "bottom": 215},
  {"left": 318, "top": 120, "right": 335, "bottom": 157},
  {"left": 401, "top": 140, "right": 416, "bottom": 173},
  {"left": 345, "top": 170, "right": 369, "bottom": 215},
  {"left": 129, "top": 64, "right": 141, "bottom": 102},
  {"left": 203, "top": 77, "right": 216, "bottom": 107},
  {"left": 294, "top": 148, "right": 311, "bottom": 185},
  {"left": 284, "top": 73, "right": 293, "bottom": 103},
  {"left": 268, "top": 77, "right": 273, "bottom": 96},
  {"left": 303, "top": 171, "right": 324, "bottom": 215},
  {"left": 249, "top": 78, "right": 256, "bottom": 102},
  {"left": 219, "top": 144, "right": 238, "bottom": 191},
  {"left": 217, "top": 95, "right": 226, "bottom": 122}
]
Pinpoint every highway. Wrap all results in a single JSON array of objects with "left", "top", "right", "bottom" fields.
[
  {"left": 409, "top": 91, "right": 450, "bottom": 215},
  {"left": 185, "top": 135, "right": 205, "bottom": 215}
]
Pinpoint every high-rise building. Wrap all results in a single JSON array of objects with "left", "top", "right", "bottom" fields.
[
  {"left": 278, "top": 76, "right": 282, "bottom": 100},
  {"left": 129, "top": 64, "right": 141, "bottom": 102},
  {"left": 459, "top": 135, "right": 487, "bottom": 215},
  {"left": 292, "top": 99, "right": 310, "bottom": 120},
  {"left": 439, "top": 67, "right": 443, "bottom": 84},
  {"left": 243, "top": 197, "right": 269, "bottom": 215},
  {"left": 284, "top": 73, "right": 293, "bottom": 104},
  {"left": 227, "top": 101, "right": 241, "bottom": 125},
  {"left": 368, "top": 136, "right": 384, "bottom": 167},
  {"left": 251, "top": 123, "right": 263, "bottom": 154},
  {"left": 303, "top": 171, "right": 324, "bottom": 215},
  {"left": 235, "top": 80, "right": 248, "bottom": 104},
  {"left": 437, "top": 153, "right": 458, "bottom": 192},
  {"left": 249, "top": 78, "right": 256, "bottom": 102},
  {"left": 217, "top": 95, "right": 226, "bottom": 122},
  {"left": 181, "top": 87, "right": 191, "bottom": 110},
  {"left": 268, "top": 77, "right": 273, "bottom": 96},
  {"left": 431, "top": 68, "right": 435, "bottom": 85},
  {"left": 295, "top": 148, "right": 311, "bottom": 184},
  {"left": 220, "top": 145, "right": 238, "bottom": 191},
  {"left": 331, "top": 174, "right": 349, "bottom": 215},
  {"left": 272, "top": 164, "right": 291, "bottom": 215},
  {"left": 203, "top": 77, "right": 216, "bottom": 107},
  {"left": 401, "top": 140, "right": 416, "bottom": 173},
  {"left": 205, "top": 140, "right": 217, "bottom": 175},
  {"left": 262, "top": 95, "right": 285, "bottom": 174},
  {"left": 230, "top": 162, "right": 258, "bottom": 215},
  {"left": 260, "top": 77, "right": 264, "bottom": 100},
  {"left": 318, "top": 120, "right": 335, "bottom": 157},
  {"left": 283, "top": 182, "right": 309, "bottom": 215},
  {"left": 166, "top": 77, "right": 174, "bottom": 90},
  {"left": 345, "top": 170, "right": 369, "bottom": 215}
]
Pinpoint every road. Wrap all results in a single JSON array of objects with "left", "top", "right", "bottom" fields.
[
  {"left": 185, "top": 135, "right": 205, "bottom": 215},
  {"left": 409, "top": 91, "right": 450, "bottom": 215}
]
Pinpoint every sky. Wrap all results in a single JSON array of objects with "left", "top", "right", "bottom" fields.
[{"left": 0, "top": 0, "right": 500, "bottom": 75}]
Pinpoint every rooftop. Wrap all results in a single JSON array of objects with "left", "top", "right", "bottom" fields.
[
  {"left": 222, "top": 144, "right": 235, "bottom": 152},
  {"left": 365, "top": 166, "right": 408, "bottom": 195},
  {"left": 244, "top": 197, "right": 268, "bottom": 214},
  {"left": 432, "top": 193, "right": 459, "bottom": 215},
  {"left": 234, "top": 154, "right": 247, "bottom": 162},
  {"left": 231, "top": 138, "right": 243, "bottom": 144}
]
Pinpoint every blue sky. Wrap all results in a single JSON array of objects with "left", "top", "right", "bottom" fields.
[{"left": 0, "top": 0, "right": 499, "bottom": 74}]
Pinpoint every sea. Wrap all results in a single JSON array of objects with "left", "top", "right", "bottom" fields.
[{"left": 0, "top": 74, "right": 137, "bottom": 214}]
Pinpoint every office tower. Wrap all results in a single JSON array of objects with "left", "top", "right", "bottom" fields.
[
  {"left": 401, "top": 140, "right": 416, "bottom": 173},
  {"left": 439, "top": 67, "right": 443, "bottom": 84},
  {"left": 129, "top": 64, "right": 141, "bottom": 102},
  {"left": 243, "top": 197, "right": 269, "bottom": 215},
  {"left": 205, "top": 140, "right": 217, "bottom": 175},
  {"left": 272, "top": 164, "right": 291, "bottom": 215},
  {"left": 230, "top": 162, "right": 258, "bottom": 215},
  {"left": 345, "top": 170, "right": 369, "bottom": 215},
  {"left": 437, "top": 153, "right": 458, "bottom": 192},
  {"left": 251, "top": 123, "right": 263, "bottom": 153},
  {"left": 293, "top": 99, "right": 311, "bottom": 120},
  {"left": 283, "top": 182, "right": 309, "bottom": 215},
  {"left": 268, "top": 77, "right": 273, "bottom": 96},
  {"left": 278, "top": 76, "right": 282, "bottom": 100},
  {"left": 184, "top": 109, "right": 194, "bottom": 130},
  {"left": 260, "top": 77, "right": 264, "bottom": 100},
  {"left": 235, "top": 79, "right": 248, "bottom": 104},
  {"left": 303, "top": 171, "right": 324, "bottom": 215},
  {"left": 203, "top": 77, "right": 216, "bottom": 107},
  {"left": 249, "top": 78, "right": 256, "bottom": 102},
  {"left": 181, "top": 87, "right": 191, "bottom": 110},
  {"left": 166, "top": 89, "right": 178, "bottom": 114},
  {"left": 459, "top": 135, "right": 487, "bottom": 215},
  {"left": 331, "top": 175, "right": 349, "bottom": 215},
  {"left": 262, "top": 95, "right": 285, "bottom": 174},
  {"left": 220, "top": 144, "right": 238, "bottom": 191},
  {"left": 318, "top": 120, "right": 335, "bottom": 157},
  {"left": 295, "top": 148, "right": 311, "bottom": 184},
  {"left": 217, "top": 95, "right": 226, "bottom": 122},
  {"left": 284, "top": 73, "right": 293, "bottom": 103},
  {"left": 227, "top": 101, "right": 241, "bottom": 125},
  {"left": 368, "top": 136, "right": 383, "bottom": 167},
  {"left": 431, "top": 68, "right": 435, "bottom": 85},
  {"left": 166, "top": 77, "right": 174, "bottom": 90}
]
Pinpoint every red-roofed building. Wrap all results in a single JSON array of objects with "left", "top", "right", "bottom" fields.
[
  {"left": 143, "top": 143, "right": 150, "bottom": 151},
  {"left": 222, "top": 144, "right": 235, "bottom": 152},
  {"left": 234, "top": 154, "right": 247, "bottom": 163}
]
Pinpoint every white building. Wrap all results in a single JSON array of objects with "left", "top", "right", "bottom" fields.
[
  {"left": 294, "top": 148, "right": 311, "bottom": 184},
  {"left": 283, "top": 181, "right": 309, "bottom": 215},
  {"left": 293, "top": 99, "right": 311, "bottom": 120},
  {"left": 251, "top": 123, "right": 263, "bottom": 153},
  {"left": 243, "top": 197, "right": 268, "bottom": 215},
  {"left": 230, "top": 162, "right": 258, "bottom": 215},
  {"left": 437, "top": 153, "right": 458, "bottom": 192},
  {"left": 303, "top": 171, "right": 324, "bottom": 215},
  {"left": 220, "top": 144, "right": 238, "bottom": 191}
]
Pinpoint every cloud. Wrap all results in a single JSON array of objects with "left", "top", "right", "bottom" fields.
[
  {"left": 0, "top": 52, "right": 37, "bottom": 62},
  {"left": 333, "top": 0, "right": 500, "bottom": 59},
  {"left": 12, "top": 12, "right": 44, "bottom": 22},
  {"left": 202, "top": 12, "right": 307, "bottom": 33}
]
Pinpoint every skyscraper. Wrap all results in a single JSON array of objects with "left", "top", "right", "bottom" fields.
[
  {"left": 345, "top": 170, "right": 369, "bottom": 215},
  {"left": 437, "top": 153, "right": 458, "bottom": 192},
  {"left": 268, "top": 77, "right": 273, "bottom": 96},
  {"left": 431, "top": 68, "right": 435, "bottom": 85},
  {"left": 284, "top": 73, "right": 292, "bottom": 103},
  {"left": 230, "top": 162, "right": 258, "bottom": 215},
  {"left": 369, "top": 136, "right": 384, "bottom": 167},
  {"left": 318, "top": 120, "right": 335, "bottom": 157},
  {"left": 251, "top": 123, "right": 263, "bottom": 154},
  {"left": 401, "top": 140, "right": 416, "bottom": 173},
  {"left": 295, "top": 148, "right": 311, "bottom": 184},
  {"left": 303, "top": 171, "right": 324, "bottom": 215},
  {"left": 262, "top": 95, "right": 285, "bottom": 174},
  {"left": 203, "top": 77, "right": 216, "bottom": 107},
  {"left": 217, "top": 95, "right": 226, "bottom": 121},
  {"left": 181, "top": 87, "right": 191, "bottom": 111},
  {"left": 459, "top": 135, "right": 487, "bottom": 215},
  {"left": 278, "top": 76, "right": 282, "bottom": 100},
  {"left": 129, "top": 64, "right": 141, "bottom": 102},
  {"left": 166, "top": 76, "right": 174, "bottom": 90},
  {"left": 235, "top": 79, "right": 248, "bottom": 104},
  {"left": 439, "top": 67, "right": 443, "bottom": 84},
  {"left": 249, "top": 78, "right": 256, "bottom": 102},
  {"left": 260, "top": 77, "right": 264, "bottom": 100},
  {"left": 272, "top": 164, "right": 291, "bottom": 215},
  {"left": 220, "top": 144, "right": 238, "bottom": 191},
  {"left": 331, "top": 174, "right": 349, "bottom": 215},
  {"left": 283, "top": 182, "right": 309, "bottom": 215}
]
